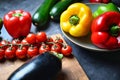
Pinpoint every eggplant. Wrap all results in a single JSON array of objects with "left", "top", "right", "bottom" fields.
[{"left": 8, "top": 52, "right": 62, "bottom": 80}]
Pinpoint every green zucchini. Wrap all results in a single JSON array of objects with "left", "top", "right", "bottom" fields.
[
  {"left": 32, "top": 0, "right": 58, "bottom": 28},
  {"left": 50, "top": 0, "right": 78, "bottom": 21}
]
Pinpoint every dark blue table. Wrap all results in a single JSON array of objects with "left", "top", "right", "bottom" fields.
[{"left": 0, "top": 0, "right": 120, "bottom": 80}]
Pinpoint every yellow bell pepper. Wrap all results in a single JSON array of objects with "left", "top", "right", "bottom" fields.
[{"left": 60, "top": 3, "right": 93, "bottom": 37}]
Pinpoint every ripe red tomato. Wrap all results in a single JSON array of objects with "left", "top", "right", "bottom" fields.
[
  {"left": 0, "top": 40, "right": 10, "bottom": 45},
  {"left": 27, "top": 46, "right": 38, "bottom": 58},
  {"left": 54, "top": 37, "right": 63, "bottom": 43},
  {"left": 61, "top": 45, "right": 72, "bottom": 56},
  {"left": 39, "top": 44, "right": 50, "bottom": 54},
  {"left": 5, "top": 47, "right": 16, "bottom": 59},
  {"left": 26, "top": 33, "right": 36, "bottom": 44},
  {"left": 36, "top": 32, "right": 47, "bottom": 43},
  {"left": 21, "top": 38, "right": 29, "bottom": 44},
  {"left": 46, "top": 37, "right": 54, "bottom": 47},
  {"left": 0, "top": 48, "right": 5, "bottom": 60},
  {"left": 51, "top": 44, "right": 61, "bottom": 53},
  {"left": 33, "top": 43, "right": 41, "bottom": 48},
  {"left": 0, "top": 40, "right": 10, "bottom": 49},
  {"left": 54, "top": 37, "right": 63, "bottom": 47},
  {"left": 16, "top": 46, "right": 27, "bottom": 59},
  {"left": 47, "top": 37, "right": 53, "bottom": 42},
  {"left": 12, "top": 39, "right": 21, "bottom": 44},
  {"left": 12, "top": 39, "right": 21, "bottom": 49},
  {"left": 21, "top": 38, "right": 29, "bottom": 49}
]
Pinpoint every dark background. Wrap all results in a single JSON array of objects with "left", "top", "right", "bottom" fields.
[{"left": 0, "top": 0, "right": 120, "bottom": 80}]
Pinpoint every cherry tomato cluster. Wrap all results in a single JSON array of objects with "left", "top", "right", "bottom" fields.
[{"left": 0, "top": 32, "right": 72, "bottom": 61}]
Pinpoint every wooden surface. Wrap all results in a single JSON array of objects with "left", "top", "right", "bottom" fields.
[
  {"left": 57, "top": 57, "right": 89, "bottom": 80},
  {"left": 0, "top": 34, "right": 89, "bottom": 80}
]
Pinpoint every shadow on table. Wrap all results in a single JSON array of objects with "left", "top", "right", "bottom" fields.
[{"left": 85, "top": 48, "right": 120, "bottom": 63}]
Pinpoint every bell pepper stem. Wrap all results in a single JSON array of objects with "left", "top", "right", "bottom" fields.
[
  {"left": 12, "top": 13, "right": 23, "bottom": 17},
  {"left": 110, "top": 25, "right": 120, "bottom": 36},
  {"left": 69, "top": 15, "right": 80, "bottom": 26}
]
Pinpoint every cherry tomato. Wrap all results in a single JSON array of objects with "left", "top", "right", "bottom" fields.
[
  {"left": 21, "top": 38, "right": 29, "bottom": 45},
  {"left": 27, "top": 46, "right": 38, "bottom": 58},
  {"left": 47, "top": 37, "right": 53, "bottom": 42},
  {"left": 51, "top": 44, "right": 61, "bottom": 53},
  {"left": 54, "top": 37, "right": 63, "bottom": 43},
  {"left": 26, "top": 33, "right": 36, "bottom": 44},
  {"left": 21, "top": 38, "right": 29, "bottom": 49},
  {"left": 33, "top": 43, "right": 41, "bottom": 48},
  {"left": 16, "top": 46, "right": 27, "bottom": 59},
  {"left": 36, "top": 32, "right": 47, "bottom": 43},
  {"left": 0, "top": 48, "right": 5, "bottom": 60},
  {"left": 5, "top": 47, "right": 16, "bottom": 59},
  {"left": 0, "top": 40, "right": 10, "bottom": 45},
  {"left": 39, "top": 43, "right": 50, "bottom": 54},
  {"left": 12, "top": 39, "right": 21, "bottom": 44},
  {"left": 54, "top": 37, "right": 63, "bottom": 47},
  {"left": 0, "top": 40, "right": 10, "bottom": 49},
  {"left": 61, "top": 45, "right": 72, "bottom": 56},
  {"left": 46, "top": 37, "right": 54, "bottom": 47},
  {"left": 12, "top": 39, "right": 21, "bottom": 49}
]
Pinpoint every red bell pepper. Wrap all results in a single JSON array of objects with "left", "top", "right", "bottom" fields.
[
  {"left": 4, "top": 10, "right": 32, "bottom": 38},
  {"left": 91, "top": 11, "right": 120, "bottom": 49},
  {"left": 89, "top": 0, "right": 111, "bottom": 3}
]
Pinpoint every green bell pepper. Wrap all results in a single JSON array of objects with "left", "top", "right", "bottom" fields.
[{"left": 93, "top": 3, "right": 120, "bottom": 18}]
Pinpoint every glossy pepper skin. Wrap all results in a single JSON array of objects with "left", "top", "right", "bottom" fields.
[
  {"left": 93, "top": 3, "right": 120, "bottom": 18},
  {"left": 4, "top": 10, "right": 32, "bottom": 38},
  {"left": 91, "top": 11, "right": 120, "bottom": 49},
  {"left": 90, "top": 0, "right": 111, "bottom": 4},
  {"left": 60, "top": 3, "right": 93, "bottom": 37}
]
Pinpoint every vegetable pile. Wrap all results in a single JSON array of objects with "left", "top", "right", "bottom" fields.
[
  {"left": 0, "top": 32, "right": 72, "bottom": 61},
  {"left": 91, "top": 11, "right": 120, "bottom": 49},
  {"left": 0, "top": 1, "right": 120, "bottom": 61},
  {"left": 2, "top": 1, "right": 120, "bottom": 80},
  {"left": 60, "top": 2, "right": 120, "bottom": 50},
  {"left": 0, "top": 0, "right": 76, "bottom": 62},
  {"left": 91, "top": 3, "right": 120, "bottom": 49},
  {"left": 0, "top": 1, "right": 119, "bottom": 80}
]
